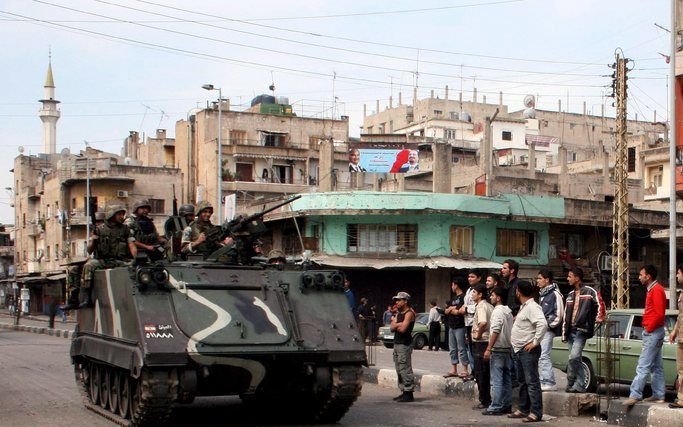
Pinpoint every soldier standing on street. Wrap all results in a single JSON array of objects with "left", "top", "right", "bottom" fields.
[
  {"left": 181, "top": 201, "right": 232, "bottom": 257},
  {"left": 125, "top": 200, "right": 166, "bottom": 261},
  {"left": 390, "top": 291, "right": 415, "bottom": 402},
  {"left": 74, "top": 205, "right": 137, "bottom": 309}
]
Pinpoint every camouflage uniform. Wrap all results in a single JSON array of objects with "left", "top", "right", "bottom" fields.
[
  {"left": 82, "top": 207, "right": 135, "bottom": 290},
  {"left": 181, "top": 201, "right": 222, "bottom": 256},
  {"left": 125, "top": 200, "right": 163, "bottom": 260},
  {"left": 164, "top": 204, "right": 194, "bottom": 261}
]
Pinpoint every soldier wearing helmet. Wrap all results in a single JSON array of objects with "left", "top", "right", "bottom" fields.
[
  {"left": 181, "top": 201, "right": 233, "bottom": 256},
  {"left": 164, "top": 204, "right": 196, "bottom": 261},
  {"left": 125, "top": 199, "right": 166, "bottom": 261},
  {"left": 267, "top": 249, "right": 287, "bottom": 265},
  {"left": 94, "top": 211, "right": 106, "bottom": 226},
  {"left": 62, "top": 205, "right": 137, "bottom": 310}
]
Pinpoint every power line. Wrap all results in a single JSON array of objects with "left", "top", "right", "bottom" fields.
[
  {"left": 129, "top": 0, "right": 628, "bottom": 66},
  {"left": 0, "top": 10, "right": 613, "bottom": 97},
  {"left": 31, "top": 0, "right": 613, "bottom": 84},
  {"left": 242, "top": 0, "right": 525, "bottom": 21}
]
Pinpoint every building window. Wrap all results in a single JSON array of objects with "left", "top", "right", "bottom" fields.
[
  {"left": 378, "top": 123, "right": 385, "bottom": 134},
  {"left": 433, "top": 110, "right": 443, "bottom": 116},
  {"left": 502, "top": 131, "right": 512, "bottom": 141},
  {"left": 648, "top": 165, "right": 664, "bottom": 188},
  {"left": 46, "top": 245, "right": 50, "bottom": 261},
  {"left": 148, "top": 199, "right": 165, "bottom": 214},
  {"left": 389, "top": 120, "right": 394, "bottom": 133},
  {"left": 55, "top": 244, "right": 59, "bottom": 260},
  {"left": 260, "top": 131, "right": 287, "bottom": 147},
  {"left": 627, "top": 147, "right": 636, "bottom": 172},
  {"left": 445, "top": 129, "right": 458, "bottom": 140},
  {"left": 347, "top": 224, "right": 417, "bottom": 255},
  {"left": 229, "top": 130, "right": 247, "bottom": 144},
  {"left": 272, "top": 165, "right": 293, "bottom": 184},
  {"left": 366, "top": 126, "right": 373, "bottom": 134},
  {"left": 449, "top": 112, "right": 458, "bottom": 119},
  {"left": 496, "top": 229, "right": 537, "bottom": 257},
  {"left": 450, "top": 225, "right": 473, "bottom": 256}
]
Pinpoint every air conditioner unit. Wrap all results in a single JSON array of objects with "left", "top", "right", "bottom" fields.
[{"left": 117, "top": 190, "right": 129, "bottom": 198}]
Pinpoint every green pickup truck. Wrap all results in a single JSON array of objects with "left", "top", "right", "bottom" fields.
[{"left": 550, "top": 309, "right": 680, "bottom": 392}]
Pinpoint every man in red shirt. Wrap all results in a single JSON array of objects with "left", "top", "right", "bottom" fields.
[{"left": 623, "top": 264, "right": 667, "bottom": 406}]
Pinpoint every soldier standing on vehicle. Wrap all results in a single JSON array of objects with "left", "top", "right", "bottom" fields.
[
  {"left": 79, "top": 205, "right": 137, "bottom": 308},
  {"left": 668, "top": 263, "right": 683, "bottom": 409},
  {"left": 126, "top": 200, "right": 166, "bottom": 261},
  {"left": 623, "top": 265, "right": 667, "bottom": 407},
  {"left": 390, "top": 291, "right": 415, "bottom": 402},
  {"left": 181, "top": 201, "right": 232, "bottom": 256}
]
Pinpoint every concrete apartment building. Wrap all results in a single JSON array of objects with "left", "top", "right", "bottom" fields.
[
  {"left": 11, "top": 62, "right": 182, "bottom": 314},
  {"left": 173, "top": 95, "right": 351, "bottom": 211}
]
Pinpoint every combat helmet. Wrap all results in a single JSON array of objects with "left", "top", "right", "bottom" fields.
[
  {"left": 196, "top": 200, "right": 213, "bottom": 215},
  {"left": 267, "top": 249, "right": 286, "bottom": 263},
  {"left": 133, "top": 199, "right": 151, "bottom": 212},
  {"left": 105, "top": 204, "right": 126, "bottom": 220},
  {"left": 179, "top": 204, "right": 195, "bottom": 217},
  {"left": 94, "top": 211, "right": 106, "bottom": 221}
]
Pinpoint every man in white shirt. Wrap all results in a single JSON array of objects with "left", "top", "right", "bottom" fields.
[
  {"left": 508, "top": 281, "right": 548, "bottom": 423},
  {"left": 427, "top": 299, "right": 442, "bottom": 351}
]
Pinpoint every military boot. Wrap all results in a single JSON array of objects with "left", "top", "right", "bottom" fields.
[
  {"left": 79, "top": 289, "right": 93, "bottom": 308},
  {"left": 395, "top": 391, "right": 414, "bottom": 402},
  {"left": 59, "top": 288, "right": 80, "bottom": 311}
]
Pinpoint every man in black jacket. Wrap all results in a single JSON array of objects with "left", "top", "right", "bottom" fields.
[
  {"left": 562, "top": 267, "right": 605, "bottom": 393},
  {"left": 501, "top": 259, "right": 521, "bottom": 317}
]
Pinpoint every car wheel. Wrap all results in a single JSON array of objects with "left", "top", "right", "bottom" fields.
[
  {"left": 582, "top": 358, "right": 597, "bottom": 393},
  {"left": 383, "top": 342, "right": 394, "bottom": 349},
  {"left": 412, "top": 334, "right": 427, "bottom": 350}
]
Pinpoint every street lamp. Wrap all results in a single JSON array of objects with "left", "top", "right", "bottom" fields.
[
  {"left": 84, "top": 141, "right": 91, "bottom": 254},
  {"left": 5, "top": 186, "right": 18, "bottom": 325},
  {"left": 202, "top": 84, "right": 223, "bottom": 224}
]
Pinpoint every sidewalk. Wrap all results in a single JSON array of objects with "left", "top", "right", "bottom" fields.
[
  {"left": 0, "top": 308, "right": 75, "bottom": 339},
  {"left": 363, "top": 344, "right": 682, "bottom": 426}
]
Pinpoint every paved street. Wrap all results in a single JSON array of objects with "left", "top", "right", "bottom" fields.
[{"left": 0, "top": 329, "right": 604, "bottom": 427}]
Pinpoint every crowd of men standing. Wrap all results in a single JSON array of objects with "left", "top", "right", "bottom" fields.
[{"left": 385, "top": 259, "right": 683, "bottom": 421}]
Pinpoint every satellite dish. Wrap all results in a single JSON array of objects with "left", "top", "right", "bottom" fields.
[
  {"left": 17, "top": 146, "right": 24, "bottom": 154},
  {"left": 60, "top": 148, "right": 70, "bottom": 158},
  {"left": 523, "top": 95, "right": 536, "bottom": 109}
]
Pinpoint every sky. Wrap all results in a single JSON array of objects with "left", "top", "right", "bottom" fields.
[{"left": 0, "top": 0, "right": 673, "bottom": 223}]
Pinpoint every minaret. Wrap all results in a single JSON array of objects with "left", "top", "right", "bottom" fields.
[{"left": 39, "top": 55, "right": 60, "bottom": 154}]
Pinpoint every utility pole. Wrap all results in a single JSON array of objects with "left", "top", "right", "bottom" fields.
[
  {"left": 610, "top": 52, "right": 630, "bottom": 309},
  {"left": 668, "top": 0, "right": 678, "bottom": 309},
  {"left": 483, "top": 108, "right": 499, "bottom": 196}
]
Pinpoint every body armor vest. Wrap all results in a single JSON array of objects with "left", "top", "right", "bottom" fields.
[{"left": 96, "top": 221, "right": 131, "bottom": 260}]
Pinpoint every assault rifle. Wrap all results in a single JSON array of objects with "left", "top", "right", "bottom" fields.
[{"left": 204, "top": 195, "right": 301, "bottom": 262}]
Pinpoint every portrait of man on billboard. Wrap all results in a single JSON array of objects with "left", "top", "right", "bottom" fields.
[
  {"left": 398, "top": 150, "right": 419, "bottom": 172},
  {"left": 348, "top": 148, "right": 366, "bottom": 172}
]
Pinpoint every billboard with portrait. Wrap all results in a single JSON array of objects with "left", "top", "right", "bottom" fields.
[{"left": 348, "top": 146, "right": 420, "bottom": 173}]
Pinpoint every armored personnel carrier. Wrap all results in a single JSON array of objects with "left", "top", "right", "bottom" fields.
[{"left": 69, "top": 197, "right": 366, "bottom": 426}]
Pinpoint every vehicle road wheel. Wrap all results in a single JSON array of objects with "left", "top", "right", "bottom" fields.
[
  {"left": 118, "top": 374, "right": 131, "bottom": 419},
  {"left": 109, "top": 368, "right": 119, "bottom": 415},
  {"left": 130, "top": 376, "right": 141, "bottom": 418},
  {"left": 412, "top": 333, "right": 427, "bottom": 350},
  {"left": 582, "top": 358, "right": 597, "bottom": 393},
  {"left": 89, "top": 363, "right": 100, "bottom": 405},
  {"left": 100, "top": 366, "right": 110, "bottom": 410}
]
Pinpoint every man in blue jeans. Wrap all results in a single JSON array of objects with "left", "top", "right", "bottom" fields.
[
  {"left": 562, "top": 267, "right": 604, "bottom": 393},
  {"left": 483, "top": 286, "right": 513, "bottom": 415},
  {"left": 623, "top": 265, "right": 667, "bottom": 406},
  {"left": 508, "top": 280, "right": 547, "bottom": 423}
]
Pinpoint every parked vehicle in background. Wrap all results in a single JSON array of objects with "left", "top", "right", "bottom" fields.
[
  {"left": 550, "top": 309, "right": 680, "bottom": 392},
  {"left": 378, "top": 312, "right": 447, "bottom": 350}
]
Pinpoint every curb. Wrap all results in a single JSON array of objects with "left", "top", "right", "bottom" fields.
[
  {"left": 0, "top": 322, "right": 72, "bottom": 339},
  {"left": 363, "top": 366, "right": 597, "bottom": 418},
  {"left": 607, "top": 399, "right": 683, "bottom": 427}
]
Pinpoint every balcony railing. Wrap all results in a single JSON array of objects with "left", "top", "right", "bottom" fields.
[
  {"left": 0, "top": 246, "right": 14, "bottom": 257},
  {"left": 26, "top": 223, "right": 43, "bottom": 236}
]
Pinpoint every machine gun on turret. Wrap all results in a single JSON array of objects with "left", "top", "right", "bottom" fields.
[{"left": 204, "top": 195, "right": 301, "bottom": 263}]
